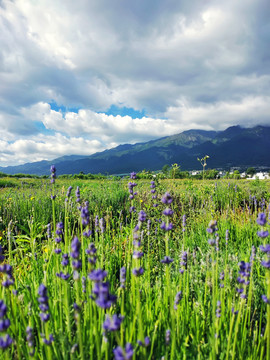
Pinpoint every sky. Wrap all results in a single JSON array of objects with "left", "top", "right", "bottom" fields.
[{"left": 0, "top": 0, "right": 270, "bottom": 166}]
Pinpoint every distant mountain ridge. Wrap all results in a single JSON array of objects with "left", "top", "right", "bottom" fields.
[{"left": 1, "top": 125, "right": 270, "bottom": 175}]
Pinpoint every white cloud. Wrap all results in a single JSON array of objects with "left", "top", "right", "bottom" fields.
[
  {"left": 0, "top": 0, "right": 270, "bottom": 166},
  {"left": 165, "top": 96, "right": 270, "bottom": 130}
]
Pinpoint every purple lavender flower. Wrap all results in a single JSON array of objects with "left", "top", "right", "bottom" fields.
[
  {"left": 103, "top": 314, "right": 124, "bottom": 332},
  {"left": 261, "top": 260, "right": 270, "bottom": 268},
  {"left": 0, "top": 300, "right": 7, "bottom": 319},
  {"left": 181, "top": 251, "right": 188, "bottom": 268},
  {"left": 163, "top": 208, "right": 174, "bottom": 216},
  {"left": 113, "top": 343, "right": 133, "bottom": 360},
  {"left": 81, "top": 202, "right": 90, "bottom": 227},
  {"left": 130, "top": 172, "right": 137, "bottom": 179},
  {"left": 65, "top": 186, "right": 72, "bottom": 201},
  {"left": 26, "top": 326, "right": 35, "bottom": 356},
  {"left": 206, "top": 220, "right": 218, "bottom": 234},
  {"left": 129, "top": 206, "right": 136, "bottom": 213},
  {"left": 165, "top": 329, "right": 171, "bottom": 345},
  {"left": 257, "top": 212, "right": 267, "bottom": 226},
  {"left": 133, "top": 251, "right": 144, "bottom": 259},
  {"left": 91, "top": 282, "right": 117, "bottom": 309},
  {"left": 61, "top": 253, "right": 69, "bottom": 267},
  {"left": 138, "top": 210, "right": 147, "bottom": 222},
  {"left": 75, "top": 186, "right": 80, "bottom": 203},
  {"left": 137, "top": 336, "right": 150, "bottom": 347},
  {"left": 208, "top": 239, "right": 216, "bottom": 246},
  {"left": 225, "top": 229, "right": 229, "bottom": 245},
  {"left": 120, "top": 267, "right": 126, "bottom": 288},
  {"left": 262, "top": 295, "right": 270, "bottom": 304},
  {"left": 38, "top": 284, "right": 50, "bottom": 323},
  {"left": 260, "top": 244, "right": 270, "bottom": 253},
  {"left": 174, "top": 291, "right": 182, "bottom": 310},
  {"left": 216, "top": 301, "right": 221, "bottom": 318},
  {"left": 182, "top": 214, "right": 186, "bottom": 232},
  {"left": 160, "top": 221, "right": 173, "bottom": 231},
  {"left": 43, "top": 334, "right": 54, "bottom": 345},
  {"left": 83, "top": 230, "right": 92, "bottom": 237},
  {"left": 132, "top": 267, "right": 144, "bottom": 277},
  {"left": 257, "top": 230, "right": 269, "bottom": 238},
  {"left": 160, "top": 256, "right": 173, "bottom": 264},
  {"left": 56, "top": 272, "right": 71, "bottom": 281},
  {"left": 50, "top": 165, "right": 56, "bottom": 184},
  {"left": 47, "top": 223, "right": 52, "bottom": 239},
  {"left": 161, "top": 192, "right": 173, "bottom": 205},
  {"left": 70, "top": 236, "right": 81, "bottom": 259},
  {"left": 89, "top": 269, "right": 107, "bottom": 282},
  {"left": 99, "top": 218, "right": 105, "bottom": 233},
  {"left": 0, "top": 334, "right": 13, "bottom": 349}
]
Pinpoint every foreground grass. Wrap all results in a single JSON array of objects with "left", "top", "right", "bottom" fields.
[{"left": 0, "top": 175, "right": 269, "bottom": 359}]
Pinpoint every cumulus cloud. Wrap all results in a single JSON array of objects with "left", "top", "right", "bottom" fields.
[{"left": 0, "top": 0, "right": 270, "bottom": 166}]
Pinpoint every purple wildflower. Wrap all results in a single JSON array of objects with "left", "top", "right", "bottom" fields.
[
  {"left": 133, "top": 251, "right": 144, "bottom": 259},
  {"left": 43, "top": 334, "right": 54, "bottom": 345},
  {"left": 257, "top": 212, "right": 267, "bottom": 226},
  {"left": 206, "top": 220, "right": 218, "bottom": 234},
  {"left": 165, "top": 329, "right": 171, "bottom": 345},
  {"left": 47, "top": 223, "right": 52, "bottom": 239},
  {"left": 138, "top": 210, "right": 147, "bottom": 222},
  {"left": 216, "top": 301, "right": 221, "bottom": 318},
  {"left": 75, "top": 186, "right": 80, "bottom": 203},
  {"left": 132, "top": 267, "right": 144, "bottom": 277},
  {"left": 130, "top": 172, "right": 137, "bottom": 179},
  {"left": 61, "top": 253, "right": 69, "bottom": 267},
  {"left": 257, "top": 230, "right": 269, "bottom": 238},
  {"left": 65, "top": 186, "right": 72, "bottom": 201},
  {"left": 262, "top": 295, "right": 270, "bottom": 304},
  {"left": 56, "top": 272, "right": 71, "bottom": 281},
  {"left": 103, "top": 314, "right": 124, "bottom": 332},
  {"left": 120, "top": 267, "right": 126, "bottom": 288},
  {"left": 137, "top": 336, "right": 150, "bottom": 347},
  {"left": 160, "top": 256, "right": 173, "bottom": 264},
  {"left": 174, "top": 291, "right": 182, "bottom": 310},
  {"left": 160, "top": 221, "right": 173, "bottom": 231},
  {"left": 113, "top": 343, "right": 134, "bottom": 360},
  {"left": 26, "top": 326, "right": 35, "bottom": 356},
  {"left": 50, "top": 165, "right": 56, "bottom": 184},
  {"left": 261, "top": 260, "right": 270, "bottom": 268},
  {"left": 91, "top": 282, "right": 117, "bottom": 309},
  {"left": 38, "top": 284, "right": 50, "bottom": 323},
  {"left": 0, "top": 334, "right": 13, "bottom": 349},
  {"left": 81, "top": 202, "right": 90, "bottom": 227},
  {"left": 161, "top": 192, "right": 173, "bottom": 205},
  {"left": 70, "top": 236, "right": 81, "bottom": 259},
  {"left": 89, "top": 269, "right": 108, "bottom": 282},
  {"left": 163, "top": 208, "right": 174, "bottom": 216},
  {"left": 260, "top": 244, "right": 270, "bottom": 253}
]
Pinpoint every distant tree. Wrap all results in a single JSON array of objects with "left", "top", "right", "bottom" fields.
[
  {"left": 233, "top": 170, "right": 240, "bottom": 179},
  {"left": 246, "top": 167, "right": 256, "bottom": 177},
  {"left": 162, "top": 164, "right": 170, "bottom": 176},
  {"left": 205, "top": 169, "right": 219, "bottom": 179}
]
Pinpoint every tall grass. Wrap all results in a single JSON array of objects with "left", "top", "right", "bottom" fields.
[{"left": 0, "top": 174, "right": 269, "bottom": 359}]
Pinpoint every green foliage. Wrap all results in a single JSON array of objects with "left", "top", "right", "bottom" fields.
[{"left": 0, "top": 177, "right": 269, "bottom": 359}]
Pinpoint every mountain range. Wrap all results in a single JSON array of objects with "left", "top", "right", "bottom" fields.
[{"left": 1, "top": 125, "right": 270, "bottom": 175}]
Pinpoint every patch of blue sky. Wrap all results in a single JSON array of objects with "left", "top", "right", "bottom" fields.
[
  {"left": 34, "top": 121, "right": 54, "bottom": 135},
  {"left": 104, "top": 105, "right": 146, "bottom": 118},
  {"left": 49, "top": 102, "right": 80, "bottom": 114}
]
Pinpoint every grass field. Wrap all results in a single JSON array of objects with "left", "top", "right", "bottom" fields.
[{"left": 0, "top": 170, "right": 269, "bottom": 359}]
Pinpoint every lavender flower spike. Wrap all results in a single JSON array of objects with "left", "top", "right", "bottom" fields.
[{"left": 113, "top": 343, "right": 134, "bottom": 360}]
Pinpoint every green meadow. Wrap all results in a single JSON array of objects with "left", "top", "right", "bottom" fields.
[{"left": 0, "top": 173, "right": 270, "bottom": 359}]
